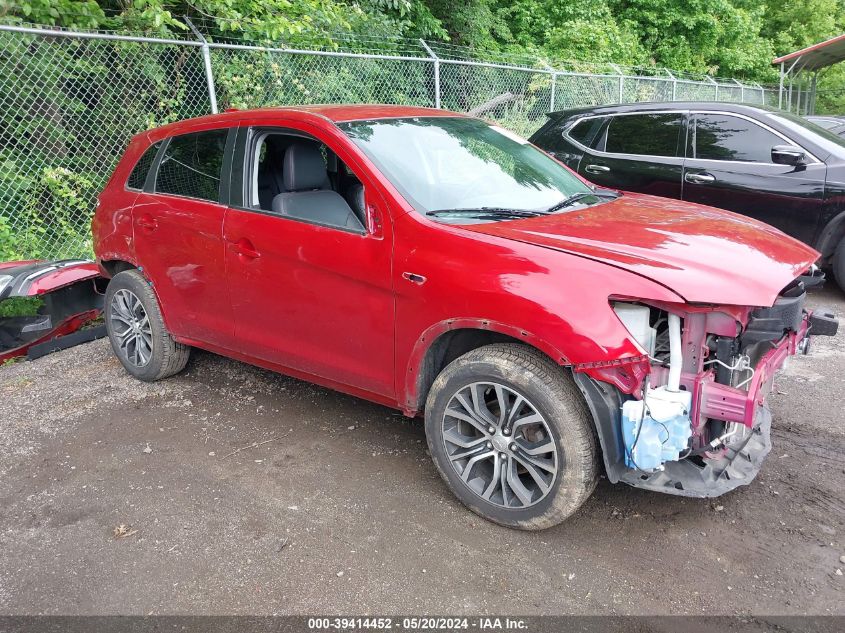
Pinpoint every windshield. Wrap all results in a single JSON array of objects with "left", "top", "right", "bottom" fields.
[{"left": 338, "top": 117, "right": 595, "bottom": 219}]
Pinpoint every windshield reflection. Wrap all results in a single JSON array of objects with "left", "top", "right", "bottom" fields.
[{"left": 340, "top": 117, "right": 593, "bottom": 220}]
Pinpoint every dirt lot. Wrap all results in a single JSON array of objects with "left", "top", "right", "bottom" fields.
[{"left": 0, "top": 286, "right": 843, "bottom": 616}]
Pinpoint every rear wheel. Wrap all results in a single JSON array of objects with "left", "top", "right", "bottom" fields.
[
  {"left": 105, "top": 269, "right": 190, "bottom": 381},
  {"left": 424, "top": 343, "right": 599, "bottom": 530}
]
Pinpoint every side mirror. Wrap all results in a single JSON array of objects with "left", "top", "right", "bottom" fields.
[{"left": 771, "top": 145, "right": 806, "bottom": 166}]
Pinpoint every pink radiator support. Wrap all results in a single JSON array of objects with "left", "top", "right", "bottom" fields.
[{"left": 698, "top": 315, "right": 809, "bottom": 428}]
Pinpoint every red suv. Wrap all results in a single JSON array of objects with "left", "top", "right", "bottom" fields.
[{"left": 93, "top": 105, "right": 837, "bottom": 530}]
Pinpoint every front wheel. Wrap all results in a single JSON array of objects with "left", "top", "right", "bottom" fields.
[
  {"left": 424, "top": 343, "right": 599, "bottom": 530},
  {"left": 833, "top": 237, "right": 845, "bottom": 290},
  {"left": 104, "top": 269, "right": 190, "bottom": 381}
]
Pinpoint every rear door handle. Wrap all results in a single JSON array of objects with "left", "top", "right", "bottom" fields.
[
  {"left": 585, "top": 164, "right": 610, "bottom": 175},
  {"left": 685, "top": 172, "right": 716, "bottom": 184},
  {"left": 228, "top": 238, "right": 261, "bottom": 260},
  {"left": 402, "top": 272, "right": 426, "bottom": 285},
  {"left": 136, "top": 215, "right": 157, "bottom": 231}
]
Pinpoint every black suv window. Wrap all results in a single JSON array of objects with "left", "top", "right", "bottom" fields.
[
  {"left": 694, "top": 113, "right": 784, "bottom": 163},
  {"left": 567, "top": 117, "right": 607, "bottom": 148},
  {"left": 155, "top": 130, "right": 228, "bottom": 202},
  {"left": 126, "top": 141, "right": 161, "bottom": 190},
  {"left": 605, "top": 113, "right": 683, "bottom": 157}
]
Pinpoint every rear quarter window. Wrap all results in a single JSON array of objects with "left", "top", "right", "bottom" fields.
[{"left": 567, "top": 117, "right": 607, "bottom": 148}]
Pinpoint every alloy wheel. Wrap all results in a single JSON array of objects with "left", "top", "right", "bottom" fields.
[
  {"left": 109, "top": 289, "right": 153, "bottom": 367},
  {"left": 441, "top": 382, "right": 559, "bottom": 508}
]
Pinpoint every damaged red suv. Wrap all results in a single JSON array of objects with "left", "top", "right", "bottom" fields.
[{"left": 93, "top": 105, "right": 838, "bottom": 530}]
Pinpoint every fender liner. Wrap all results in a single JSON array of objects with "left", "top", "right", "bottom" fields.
[
  {"left": 572, "top": 371, "right": 626, "bottom": 483},
  {"left": 403, "top": 318, "right": 569, "bottom": 415}
]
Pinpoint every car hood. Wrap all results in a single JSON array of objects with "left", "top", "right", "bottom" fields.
[{"left": 461, "top": 193, "right": 819, "bottom": 307}]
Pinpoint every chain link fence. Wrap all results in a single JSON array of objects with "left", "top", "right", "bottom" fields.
[{"left": 0, "top": 23, "right": 778, "bottom": 261}]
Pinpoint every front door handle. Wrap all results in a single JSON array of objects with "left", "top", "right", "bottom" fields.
[
  {"left": 585, "top": 164, "right": 610, "bottom": 175},
  {"left": 685, "top": 172, "right": 716, "bottom": 185},
  {"left": 228, "top": 238, "right": 261, "bottom": 260}
]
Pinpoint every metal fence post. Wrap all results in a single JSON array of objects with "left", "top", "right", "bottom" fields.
[
  {"left": 420, "top": 39, "right": 441, "bottom": 109},
  {"left": 542, "top": 63, "right": 556, "bottom": 110},
  {"left": 810, "top": 72, "right": 818, "bottom": 115},
  {"left": 733, "top": 78, "right": 744, "bottom": 103},
  {"left": 610, "top": 64, "right": 624, "bottom": 103},
  {"left": 665, "top": 69, "right": 677, "bottom": 101},
  {"left": 185, "top": 17, "right": 218, "bottom": 114},
  {"left": 704, "top": 75, "right": 718, "bottom": 101}
]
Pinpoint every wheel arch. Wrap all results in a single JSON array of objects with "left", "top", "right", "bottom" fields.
[
  {"left": 101, "top": 261, "right": 178, "bottom": 337},
  {"left": 402, "top": 318, "right": 568, "bottom": 416},
  {"left": 815, "top": 209, "right": 845, "bottom": 264},
  {"left": 99, "top": 258, "right": 137, "bottom": 279}
]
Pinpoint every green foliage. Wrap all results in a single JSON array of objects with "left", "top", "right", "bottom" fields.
[
  {"left": 0, "top": 0, "right": 105, "bottom": 28},
  {"left": 0, "top": 214, "right": 20, "bottom": 261},
  {"left": 16, "top": 167, "right": 98, "bottom": 259},
  {"left": 1, "top": 0, "right": 845, "bottom": 262},
  {"left": 1, "top": 0, "right": 843, "bottom": 83},
  {"left": 0, "top": 297, "right": 44, "bottom": 318}
]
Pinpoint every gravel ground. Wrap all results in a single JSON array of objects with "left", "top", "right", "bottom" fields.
[{"left": 0, "top": 286, "right": 843, "bottom": 616}]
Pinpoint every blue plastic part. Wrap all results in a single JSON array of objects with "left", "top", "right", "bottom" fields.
[{"left": 621, "top": 388, "right": 692, "bottom": 472}]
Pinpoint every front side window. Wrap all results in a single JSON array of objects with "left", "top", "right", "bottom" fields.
[
  {"left": 245, "top": 130, "right": 366, "bottom": 231},
  {"left": 604, "top": 113, "right": 683, "bottom": 157},
  {"left": 155, "top": 129, "right": 228, "bottom": 202},
  {"left": 126, "top": 141, "right": 161, "bottom": 190},
  {"left": 339, "top": 117, "right": 594, "bottom": 218},
  {"left": 693, "top": 114, "right": 783, "bottom": 163}
]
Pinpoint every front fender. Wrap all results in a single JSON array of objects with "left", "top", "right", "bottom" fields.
[
  {"left": 402, "top": 317, "right": 568, "bottom": 413},
  {"left": 394, "top": 212, "right": 687, "bottom": 413}
]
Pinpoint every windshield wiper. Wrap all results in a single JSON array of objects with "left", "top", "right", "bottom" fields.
[
  {"left": 426, "top": 207, "right": 543, "bottom": 219},
  {"left": 543, "top": 190, "right": 620, "bottom": 214}
]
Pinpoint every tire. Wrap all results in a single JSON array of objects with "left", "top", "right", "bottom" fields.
[
  {"left": 834, "top": 237, "right": 845, "bottom": 291},
  {"left": 104, "top": 269, "right": 190, "bottom": 382},
  {"left": 424, "top": 343, "right": 599, "bottom": 530}
]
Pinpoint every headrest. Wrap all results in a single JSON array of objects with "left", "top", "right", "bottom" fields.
[{"left": 283, "top": 143, "right": 327, "bottom": 191}]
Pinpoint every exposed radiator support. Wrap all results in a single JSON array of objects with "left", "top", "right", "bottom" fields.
[{"left": 667, "top": 313, "right": 682, "bottom": 392}]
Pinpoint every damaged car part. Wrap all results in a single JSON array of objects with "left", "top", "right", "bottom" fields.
[
  {"left": 575, "top": 279, "right": 837, "bottom": 498},
  {"left": 0, "top": 260, "right": 105, "bottom": 363}
]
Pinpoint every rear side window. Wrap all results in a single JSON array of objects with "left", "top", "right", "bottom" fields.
[
  {"left": 155, "top": 130, "right": 228, "bottom": 202},
  {"left": 605, "top": 113, "right": 683, "bottom": 157},
  {"left": 126, "top": 141, "right": 161, "bottom": 190},
  {"left": 567, "top": 117, "right": 607, "bottom": 148},
  {"left": 694, "top": 114, "right": 784, "bottom": 163}
]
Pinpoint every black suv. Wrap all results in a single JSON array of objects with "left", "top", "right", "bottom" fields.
[{"left": 529, "top": 102, "right": 845, "bottom": 286}]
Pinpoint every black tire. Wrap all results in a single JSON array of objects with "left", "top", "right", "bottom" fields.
[
  {"left": 104, "top": 269, "right": 190, "bottom": 382},
  {"left": 834, "top": 237, "right": 845, "bottom": 291},
  {"left": 424, "top": 343, "right": 599, "bottom": 530}
]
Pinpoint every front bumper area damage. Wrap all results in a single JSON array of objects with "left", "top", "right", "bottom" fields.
[
  {"left": 0, "top": 260, "right": 106, "bottom": 363},
  {"left": 574, "top": 278, "right": 838, "bottom": 498},
  {"left": 619, "top": 406, "right": 772, "bottom": 497}
]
